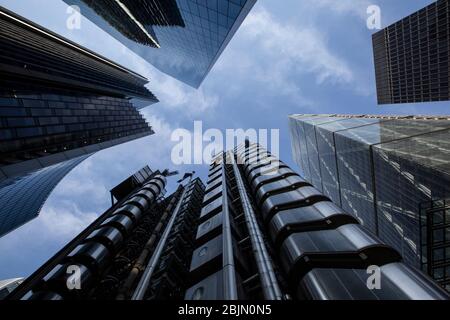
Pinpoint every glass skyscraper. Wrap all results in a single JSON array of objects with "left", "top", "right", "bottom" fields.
[
  {"left": 289, "top": 114, "right": 450, "bottom": 290},
  {"left": 63, "top": 0, "right": 257, "bottom": 88},
  {"left": 372, "top": 0, "right": 450, "bottom": 104},
  {"left": 0, "top": 6, "right": 156, "bottom": 181},
  {"left": 0, "top": 155, "right": 89, "bottom": 238}
]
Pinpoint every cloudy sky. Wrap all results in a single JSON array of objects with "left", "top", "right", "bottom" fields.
[{"left": 0, "top": 0, "right": 447, "bottom": 280}]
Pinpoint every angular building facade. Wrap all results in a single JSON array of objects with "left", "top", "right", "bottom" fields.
[
  {"left": 372, "top": 0, "right": 450, "bottom": 104},
  {"left": 289, "top": 114, "right": 450, "bottom": 290},
  {"left": 0, "top": 155, "right": 89, "bottom": 238},
  {"left": 0, "top": 6, "right": 157, "bottom": 181},
  {"left": 6, "top": 167, "right": 206, "bottom": 300},
  {"left": 63, "top": 0, "right": 257, "bottom": 88},
  {"left": 5, "top": 149, "right": 449, "bottom": 300},
  {"left": 184, "top": 144, "right": 448, "bottom": 299}
]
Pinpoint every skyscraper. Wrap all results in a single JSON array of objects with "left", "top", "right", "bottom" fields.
[
  {"left": 289, "top": 114, "right": 450, "bottom": 290},
  {"left": 0, "top": 155, "right": 90, "bottom": 238},
  {"left": 184, "top": 144, "right": 448, "bottom": 299},
  {"left": 6, "top": 148, "right": 448, "bottom": 300},
  {"left": 6, "top": 168, "right": 206, "bottom": 300},
  {"left": 0, "top": 6, "right": 157, "bottom": 181},
  {"left": 372, "top": 0, "right": 450, "bottom": 104},
  {"left": 63, "top": 0, "right": 257, "bottom": 88}
]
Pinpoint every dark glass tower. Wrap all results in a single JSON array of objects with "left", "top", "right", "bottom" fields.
[
  {"left": 0, "top": 6, "right": 157, "bottom": 181},
  {"left": 289, "top": 114, "right": 450, "bottom": 291},
  {"left": 372, "top": 0, "right": 450, "bottom": 104},
  {"left": 72, "top": 0, "right": 185, "bottom": 48},
  {"left": 6, "top": 151, "right": 449, "bottom": 300},
  {"left": 0, "top": 155, "right": 90, "bottom": 238},
  {"left": 63, "top": 0, "right": 257, "bottom": 88}
]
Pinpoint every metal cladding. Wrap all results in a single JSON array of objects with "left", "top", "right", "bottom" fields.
[
  {"left": 184, "top": 143, "right": 449, "bottom": 300},
  {"left": 5, "top": 170, "right": 209, "bottom": 301},
  {"left": 234, "top": 144, "right": 449, "bottom": 300},
  {"left": 138, "top": 178, "right": 206, "bottom": 300},
  {"left": 298, "top": 262, "right": 447, "bottom": 300},
  {"left": 7, "top": 173, "right": 167, "bottom": 300},
  {"left": 6, "top": 152, "right": 450, "bottom": 300},
  {"left": 186, "top": 154, "right": 247, "bottom": 300}
]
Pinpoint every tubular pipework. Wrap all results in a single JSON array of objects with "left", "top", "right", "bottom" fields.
[
  {"left": 231, "top": 153, "right": 283, "bottom": 300},
  {"left": 222, "top": 152, "right": 239, "bottom": 300},
  {"left": 116, "top": 191, "right": 181, "bottom": 300},
  {"left": 131, "top": 179, "right": 190, "bottom": 300}
]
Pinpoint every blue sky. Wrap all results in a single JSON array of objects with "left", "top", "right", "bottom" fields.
[{"left": 0, "top": 0, "right": 448, "bottom": 280}]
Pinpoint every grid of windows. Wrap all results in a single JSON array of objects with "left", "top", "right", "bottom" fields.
[
  {"left": 374, "top": 130, "right": 450, "bottom": 267},
  {"left": 315, "top": 125, "right": 342, "bottom": 206},
  {"left": 64, "top": 0, "right": 256, "bottom": 88},
  {"left": 420, "top": 199, "right": 450, "bottom": 291},
  {"left": 335, "top": 132, "right": 377, "bottom": 233},
  {"left": 0, "top": 7, "right": 157, "bottom": 102},
  {"left": 0, "top": 82, "right": 153, "bottom": 168},
  {"left": 314, "top": 118, "right": 381, "bottom": 207},
  {"left": 373, "top": 0, "right": 450, "bottom": 104},
  {"left": 0, "top": 155, "right": 89, "bottom": 238},
  {"left": 289, "top": 114, "right": 450, "bottom": 276},
  {"left": 288, "top": 117, "right": 308, "bottom": 180}
]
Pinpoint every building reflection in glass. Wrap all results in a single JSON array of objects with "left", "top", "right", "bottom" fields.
[
  {"left": 63, "top": 0, "right": 257, "bottom": 88},
  {"left": 289, "top": 115, "right": 450, "bottom": 274},
  {"left": 77, "top": 0, "right": 186, "bottom": 48},
  {"left": 0, "top": 6, "right": 156, "bottom": 181}
]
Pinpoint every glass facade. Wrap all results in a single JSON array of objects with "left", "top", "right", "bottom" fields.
[
  {"left": 0, "top": 155, "right": 89, "bottom": 238},
  {"left": 335, "top": 130, "right": 377, "bottom": 232},
  {"left": 314, "top": 118, "right": 380, "bottom": 207},
  {"left": 372, "top": 0, "right": 450, "bottom": 104},
  {"left": 63, "top": 0, "right": 257, "bottom": 88},
  {"left": 0, "top": 6, "right": 157, "bottom": 102},
  {"left": 375, "top": 130, "right": 450, "bottom": 268},
  {"left": 420, "top": 199, "right": 450, "bottom": 291},
  {"left": 0, "top": 82, "right": 153, "bottom": 180},
  {"left": 0, "top": 8, "right": 156, "bottom": 180},
  {"left": 289, "top": 114, "right": 450, "bottom": 272}
]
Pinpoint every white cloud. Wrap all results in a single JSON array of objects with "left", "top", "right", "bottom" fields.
[
  {"left": 241, "top": 7, "right": 354, "bottom": 86},
  {"left": 213, "top": 5, "right": 357, "bottom": 110},
  {"left": 52, "top": 160, "right": 107, "bottom": 202},
  {"left": 38, "top": 202, "right": 98, "bottom": 238},
  {"left": 120, "top": 49, "right": 220, "bottom": 117},
  {"left": 311, "top": 0, "right": 375, "bottom": 20},
  {"left": 139, "top": 113, "right": 180, "bottom": 170},
  {"left": 149, "top": 73, "right": 219, "bottom": 115}
]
